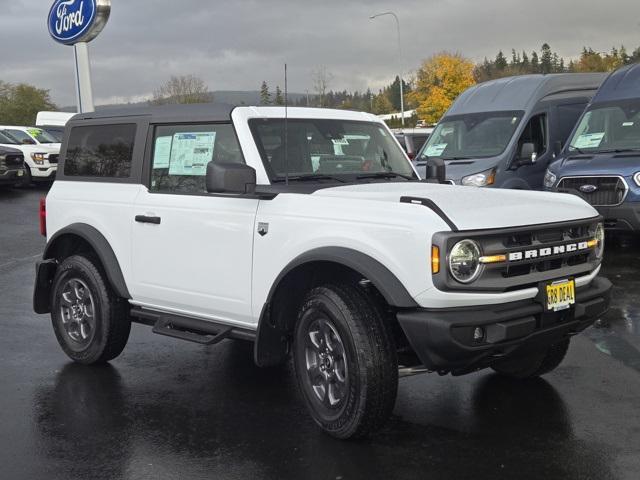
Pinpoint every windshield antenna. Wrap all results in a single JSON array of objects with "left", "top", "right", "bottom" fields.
[{"left": 284, "top": 63, "right": 289, "bottom": 186}]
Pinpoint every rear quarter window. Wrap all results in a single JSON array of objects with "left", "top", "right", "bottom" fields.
[{"left": 64, "top": 124, "right": 136, "bottom": 178}]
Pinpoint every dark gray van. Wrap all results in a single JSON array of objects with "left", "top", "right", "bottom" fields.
[{"left": 416, "top": 74, "right": 606, "bottom": 189}]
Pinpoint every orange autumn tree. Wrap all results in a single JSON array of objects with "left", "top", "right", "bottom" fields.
[{"left": 410, "top": 52, "right": 476, "bottom": 124}]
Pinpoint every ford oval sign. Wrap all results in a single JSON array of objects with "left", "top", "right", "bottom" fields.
[{"left": 48, "top": 0, "right": 111, "bottom": 45}]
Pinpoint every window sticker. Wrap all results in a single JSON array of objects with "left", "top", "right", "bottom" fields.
[
  {"left": 332, "top": 138, "right": 349, "bottom": 146},
  {"left": 573, "top": 132, "right": 604, "bottom": 149},
  {"left": 168, "top": 132, "right": 216, "bottom": 176},
  {"left": 153, "top": 136, "right": 172, "bottom": 169},
  {"left": 27, "top": 128, "right": 43, "bottom": 137},
  {"left": 425, "top": 143, "right": 448, "bottom": 157},
  {"left": 623, "top": 122, "right": 635, "bottom": 127}
]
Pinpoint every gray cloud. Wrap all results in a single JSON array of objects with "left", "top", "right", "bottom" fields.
[{"left": 1, "top": 0, "right": 638, "bottom": 107}]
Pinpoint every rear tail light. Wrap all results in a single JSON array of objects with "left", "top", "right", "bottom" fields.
[{"left": 39, "top": 197, "right": 47, "bottom": 237}]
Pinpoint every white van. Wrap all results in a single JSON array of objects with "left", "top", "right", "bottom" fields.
[{"left": 36, "top": 111, "right": 75, "bottom": 142}]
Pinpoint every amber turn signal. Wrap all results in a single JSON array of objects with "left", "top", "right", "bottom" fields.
[{"left": 431, "top": 245, "right": 440, "bottom": 274}]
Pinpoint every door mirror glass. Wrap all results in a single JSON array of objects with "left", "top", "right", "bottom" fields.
[
  {"left": 519, "top": 142, "right": 537, "bottom": 165},
  {"left": 206, "top": 162, "right": 256, "bottom": 194},
  {"left": 553, "top": 140, "right": 563, "bottom": 157}
]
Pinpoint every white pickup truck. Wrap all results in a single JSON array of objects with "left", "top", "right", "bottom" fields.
[{"left": 33, "top": 104, "right": 611, "bottom": 439}]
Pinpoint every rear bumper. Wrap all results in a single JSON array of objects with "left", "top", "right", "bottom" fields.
[
  {"left": 396, "top": 276, "right": 612, "bottom": 375},
  {"left": 596, "top": 202, "right": 640, "bottom": 231}
]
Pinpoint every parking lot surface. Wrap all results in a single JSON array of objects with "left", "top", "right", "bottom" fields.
[{"left": 1, "top": 187, "right": 639, "bottom": 480}]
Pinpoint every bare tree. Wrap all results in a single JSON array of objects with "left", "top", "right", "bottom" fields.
[
  {"left": 152, "top": 75, "right": 210, "bottom": 105},
  {"left": 311, "top": 67, "right": 333, "bottom": 107}
]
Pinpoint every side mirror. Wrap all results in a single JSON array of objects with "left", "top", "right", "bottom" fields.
[
  {"left": 424, "top": 157, "right": 447, "bottom": 184},
  {"left": 22, "top": 139, "right": 36, "bottom": 145},
  {"left": 206, "top": 162, "right": 256, "bottom": 194},
  {"left": 553, "top": 140, "right": 562, "bottom": 158},
  {"left": 519, "top": 142, "right": 537, "bottom": 165}
]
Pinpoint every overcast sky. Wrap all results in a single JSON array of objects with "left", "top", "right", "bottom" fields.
[{"left": 1, "top": 0, "right": 639, "bottom": 107}]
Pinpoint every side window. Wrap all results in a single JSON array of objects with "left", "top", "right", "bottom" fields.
[
  {"left": 64, "top": 124, "right": 136, "bottom": 178},
  {"left": 150, "top": 123, "right": 244, "bottom": 194},
  {"left": 518, "top": 114, "right": 547, "bottom": 157},
  {"left": 555, "top": 103, "right": 588, "bottom": 146}
]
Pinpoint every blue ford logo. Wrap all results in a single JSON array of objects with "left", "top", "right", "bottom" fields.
[
  {"left": 579, "top": 184, "right": 598, "bottom": 193},
  {"left": 48, "top": 0, "right": 111, "bottom": 45}
]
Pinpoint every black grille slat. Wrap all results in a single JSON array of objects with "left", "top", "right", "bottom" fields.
[
  {"left": 48, "top": 154, "right": 59, "bottom": 164},
  {"left": 558, "top": 176, "right": 627, "bottom": 206},
  {"left": 4, "top": 154, "right": 24, "bottom": 167}
]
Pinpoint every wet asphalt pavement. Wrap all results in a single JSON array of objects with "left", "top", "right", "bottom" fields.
[{"left": 1, "top": 187, "right": 639, "bottom": 480}]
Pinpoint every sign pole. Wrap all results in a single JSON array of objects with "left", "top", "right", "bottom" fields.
[{"left": 73, "top": 42, "right": 95, "bottom": 113}]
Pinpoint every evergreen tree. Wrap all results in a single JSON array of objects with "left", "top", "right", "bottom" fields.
[
  {"left": 495, "top": 50, "right": 508, "bottom": 71},
  {"left": 521, "top": 51, "right": 530, "bottom": 69},
  {"left": 274, "top": 85, "right": 284, "bottom": 105},
  {"left": 540, "top": 43, "right": 553, "bottom": 74},
  {"left": 531, "top": 51, "right": 540, "bottom": 73},
  {"left": 260, "top": 81, "right": 271, "bottom": 105}
]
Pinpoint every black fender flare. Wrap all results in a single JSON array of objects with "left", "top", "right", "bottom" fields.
[
  {"left": 254, "top": 247, "right": 417, "bottom": 367},
  {"left": 43, "top": 223, "right": 131, "bottom": 299},
  {"left": 266, "top": 247, "right": 418, "bottom": 308}
]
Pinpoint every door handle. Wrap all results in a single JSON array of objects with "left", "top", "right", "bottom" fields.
[{"left": 135, "top": 215, "right": 161, "bottom": 225}]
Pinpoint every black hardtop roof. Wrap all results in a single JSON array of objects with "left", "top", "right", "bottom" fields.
[
  {"left": 593, "top": 63, "right": 640, "bottom": 103},
  {"left": 68, "top": 103, "right": 235, "bottom": 124},
  {"left": 447, "top": 73, "right": 606, "bottom": 116}
]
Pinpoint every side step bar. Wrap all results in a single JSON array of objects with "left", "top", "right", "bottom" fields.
[{"left": 130, "top": 307, "right": 256, "bottom": 345}]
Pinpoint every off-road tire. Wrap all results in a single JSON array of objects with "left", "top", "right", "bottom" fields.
[
  {"left": 491, "top": 339, "right": 570, "bottom": 379},
  {"left": 293, "top": 283, "right": 398, "bottom": 439},
  {"left": 51, "top": 255, "right": 131, "bottom": 364}
]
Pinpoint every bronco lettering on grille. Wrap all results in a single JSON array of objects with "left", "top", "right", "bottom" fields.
[{"left": 508, "top": 242, "right": 591, "bottom": 262}]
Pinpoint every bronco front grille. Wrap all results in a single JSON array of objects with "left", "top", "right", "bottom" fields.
[
  {"left": 432, "top": 218, "right": 601, "bottom": 292},
  {"left": 557, "top": 176, "right": 628, "bottom": 207}
]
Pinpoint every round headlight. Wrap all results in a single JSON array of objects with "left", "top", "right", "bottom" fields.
[
  {"left": 449, "top": 239, "right": 482, "bottom": 283},
  {"left": 594, "top": 223, "right": 605, "bottom": 259}
]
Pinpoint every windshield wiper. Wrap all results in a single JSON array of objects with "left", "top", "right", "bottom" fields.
[
  {"left": 441, "top": 156, "right": 473, "bottom": 161},
  {"left": 356, "top": 172, "right": 415, "bottom": 181},
  {"left": 272, "top": 174, "right": 347, "bottom": 183},
  {"left": 597, "top": 148, "right": 640, "bottom": 154}
]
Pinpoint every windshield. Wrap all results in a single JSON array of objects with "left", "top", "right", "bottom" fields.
[
  {"left": 250, "top": 119, "right": 416, "bottom": 182},
  {"left": 568, "top": 100, "right": 640, "bottom": 154},
  {"left": 6, "top": 128, "right": 58, "bottom": 144},
  {"left": 418, "top": 111, "right": 524, "bottom": 161},
  {"left": 0, "top": 131, "right": 18, "bottom": 145}
]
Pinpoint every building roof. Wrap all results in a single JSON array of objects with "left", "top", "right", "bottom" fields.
[{"left": 447, "top": 73, "right": 606, "bottom": 116}]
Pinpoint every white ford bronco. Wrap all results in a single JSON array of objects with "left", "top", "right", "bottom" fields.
[{"left": 34, "top": 104, "right": 612, "bottom": 439}]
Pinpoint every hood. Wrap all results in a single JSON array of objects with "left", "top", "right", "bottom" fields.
[
  {"left": 312, "top": 182, "right": 598, "bottom": 231},
  {"left": 553, "top": 153, "right": 640, "bottom": 177},
  {"left": 0, "top": 143, "right": 59, "bottom": 155}
]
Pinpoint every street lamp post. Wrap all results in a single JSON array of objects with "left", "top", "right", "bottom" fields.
[{"left": 370, "top": 11, "right": 404, "bottom": 127}]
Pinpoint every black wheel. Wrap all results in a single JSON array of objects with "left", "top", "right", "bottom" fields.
[
  {"left": 293, "top": 283, "right": 398, "bottom": 439},
  {"left": 22, "top": 165, "right": 33, "bottom": 187},
  {"left": 51, "top": 255, "right": 131, "bottom": 364},
  {"left": 491, "top": 339, "right": 570, "bottom": 379}
]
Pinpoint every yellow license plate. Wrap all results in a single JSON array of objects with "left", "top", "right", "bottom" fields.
[{"left": 546, "top": 279, "right": 575, "bottom": 312}]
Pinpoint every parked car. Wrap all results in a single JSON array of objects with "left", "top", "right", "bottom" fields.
[
  {"left": 34, "top": 104, "right": 611, "bottom": 439},
  {"left": 0, "top": 145, "right": 26, "bottom": 188},
  {"left": 416, "top": 73, "right": 606, "bottom": 188},
  {"left": 393, "top": 128, "right": 433, "bottom": 159},
  {"left": 36, "top": 111, "right": 75, "bottom": 142},
  {"left": 545, "top": 63, "right": 640, "bottom": 232},
  {"left": 0, "top": 129, "right": 59, "bottom": 184}
]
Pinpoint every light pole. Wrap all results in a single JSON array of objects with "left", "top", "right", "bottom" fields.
[{"left": 370, "top": 11, "right": 404, "bottom": 127}]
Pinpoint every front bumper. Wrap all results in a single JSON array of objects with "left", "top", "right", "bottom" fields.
[
  {"left": 0, "top": 168, "right": 26, "bottom": 185},
  {"left": 30, "top": 165, "right": 57, "bottom": 180},
  {"left": 596, "top": 202, "right": 640, "bottom": 231},
  {"left": 397, "top": 276, "right": 612, "bottom": 375}
]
